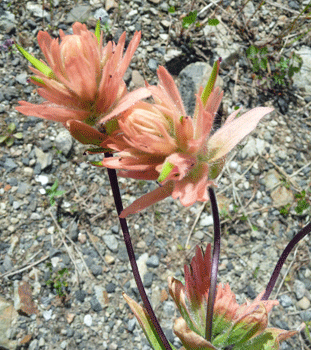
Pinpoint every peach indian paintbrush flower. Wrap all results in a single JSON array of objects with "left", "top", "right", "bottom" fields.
[
  {"left": 15, "top": 22, "right": 150, "bottom": 145},
  {"left": 123, "top": 244, "right": 296, "bottom": 350},
  {"left": 167, "top": 244, "right": 297, "bottom": 349},
  {"left": 98, "top": 60, "right": 274, "bottom": 217}
]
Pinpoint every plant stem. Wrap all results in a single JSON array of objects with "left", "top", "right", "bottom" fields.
[
  {"left": 104, "top": 153, "right": 172, "bottom": 350},
  {"left": 205, "top": 187, "right": 221, "bottom": 341},
  {"left": 261, "top": 221, "right": 311, "bottom": 301}
]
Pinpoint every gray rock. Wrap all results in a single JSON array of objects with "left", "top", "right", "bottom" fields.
[
  {"left": 17, "top": 182, "right": 30, "bottom": 195},
  {"left": 4, "top": 158, "right": 18, "bottom": 172},
  {"left": 94, "top": 8, "right": 109, "bottom": 24},
  {"left": 146, "top": 255, "right": 159, "bottom": 268},
  {"left": 278, "top": 294, "right": 293, "bottom": 308},
  {"left": 35, "top": 147, "right": 53, "bottom": 171},
  {"left": 69, "top": 221, "right": 79, "bottom": 241},
  {"left": 55, "top": 130, "right": 73, "bottom": 157},
  {"left": 12, "top": 201, "right": 20, "bottom": 210},
  {"left": 243, "top": 1, "right": 255, "bottom": 18},
  {"left": 148, "top": 58, "right": 158, "bottom": 72},
  {"left": 301, "top": 310, "right": 311, "bottom": 322},
  {"left": 200, "top": 214, "right": 213, "bottom": 227},
  {"left": 3, "top": 255, "right": 13, "bottom": 272},
  {"left": 29, "top": 339, "right": 39, "bottom": 350},
  {"left": 164, "top": 49, "right": 182, "bottom": 63},
  {"left": 75, "top": 290, "right": 86, "bottom": 303},
  {"left": 294, "top": 279, "right": 306, "bottom": 300},
  {"left": 106, "top": 282, "right": 116, "bottom": 293},
  {"left": 179, "top": 62, "right": 223, "bottom": 115},
  {"left": 143, "top": 272, "right": 153, "bottom": 288},
  {"left": 103, "top": 235, "right": 118, "bottom": 253},
  {"left": 263, "top": 169, "right": 280, "bottom": 190},
  {"left": 240, "top": 137, "right": 266, "bottom": 159},
  {"left": 91, "top": 265, "right": 102, "bottom": 277},
  {"left": 163, "top": 301, "right": 175, "bottom": 315},
  {"left": 127, "top": 318, "right": 136, "bottom": 332},
  {"left": 0, "top": 11, "right": 16, "bottom": 33},
  {"left": 90, "top": 297, "right": 102, "bottom": 312},
  {"left": 66, "top": 5, "right": 92, "bottom": 24},
  {"left": 111, "top": 225, "right": 119, "bottom": 234},
  {"left": 293, "top": 46, "right": 311, "bottom": 94},
  {"left": 15, "top": 72, "right": 28, "bottom": 85},
  {"left": 26, "top": 2, "right": 49, "bottom": 18}
]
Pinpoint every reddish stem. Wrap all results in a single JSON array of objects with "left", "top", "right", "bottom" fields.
[{"left": 104, "top": 153, "right": 172, "bottom": 350}]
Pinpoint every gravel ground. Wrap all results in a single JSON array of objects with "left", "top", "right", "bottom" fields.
[{"left": 0, "top": 0, "right": 311, "bottom": 349}]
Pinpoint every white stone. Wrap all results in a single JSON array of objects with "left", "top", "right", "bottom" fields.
[
  {"left": 42, "top": 310, "right": 52, "bottom": 321},
  {"left": 35, "top": 175, "right": 49, "bottom": 186},
  {"left": 84, "top": 314, "right": 92, "bottom": 327}
]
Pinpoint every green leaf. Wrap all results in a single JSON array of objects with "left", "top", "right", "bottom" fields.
[
  {"left": 182, "top": 10, "right": 197, "bottom": 29},
  {"left": 6, "top": 136, "right": 14, "bottom": 147},
  {"left": 50, "top": 179, "right": 59, "bottom": 192},
  {"left": 208, "top": 18, "right": 219, "bottom": 26},
  {"left": 123, "top": 293, "right": 178, "bottom": 350},
  {"left": 31, "top": 76, "right": 45, "bottom": 85},
  {"left": 54, "top": 190, "right": 65, "bottom": 196},
  {"left": 13, "top": 132, "right": 23, "bottom": 139},
  {"left": 157, "top": 161, "right": 175, "bottom": 183},
  {"left": 15, "top": 42, "right": 54, "bottom": 78},
  {"left": 201, "top": 59, "right": 219, "bottom": 106},
  {"left": 104, "top": 118, "right": 119, "bottom": 136},
  {"left": 50, "top": 197, "right": 56, "bottom": 206},
  {"left": 0, "top": 134, "right": 9, "bottom": 143},
  {"left": 7, "top": 122, "right": 16, "bottom": 132},
  {"left": 90, "top": 160, "right": 105, "bottom": 167},
  {"left": 85, "top": 147, "right": 110, "bottom": 154},
  {"left": 168, "top": 6, "right": 175, "bottom": 13},
  {"left": 95, "top": 19, "right": 101, "bottom": 44},
  {"left": 246, "top": 45, "right": 258, "bottom": 58}
]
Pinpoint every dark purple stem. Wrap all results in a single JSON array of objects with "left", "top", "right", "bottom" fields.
[
  {"left": 205, "top": 187, "right": 221, "bottom": 341},
  {"left": 261, "top": 220, "right": 311, "bottom": 301},
  {"left": 104, "top": 153, "right": 172, "bottom": 350}
]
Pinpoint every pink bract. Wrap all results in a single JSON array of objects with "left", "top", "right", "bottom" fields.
[
  {"left": 99, "top": 65, "right": 273, "bottom": 217},
  {"left": 16, "top": 22, "right": 149, "bottom": 140}
]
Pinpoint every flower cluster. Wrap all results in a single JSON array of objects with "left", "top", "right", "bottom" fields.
[
  {"left": 16, "top": 22, "right": 149, "bottom": 146},
  {"left": 16, "top": 23, "right": 273, "bottom": 217},
  {"left": 125, "top": 245, "right": 296, "bottom": 350},
  {"left": 98, "top": 61, "right": 273, "bottom": 217}
]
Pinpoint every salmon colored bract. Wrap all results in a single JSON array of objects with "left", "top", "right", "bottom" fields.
[
  {"left": 15, "top": 22, "right": 150, "bottom": 143},
  {"left": 99, "top": 63, "right": 273, "bottom": 217}
]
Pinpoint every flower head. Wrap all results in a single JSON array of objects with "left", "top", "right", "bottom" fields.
[
  {"left": 98, "top": 61, "right": 273, "bottom": 217},
  {"left": 168, "top": 244, "right": 297, "bottom": 350},
  {"left": 15, "top": 22, "right": 149, "bottom": 144}
]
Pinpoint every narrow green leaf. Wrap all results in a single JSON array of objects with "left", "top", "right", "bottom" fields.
[
  {"left": 50, "top": 179, "right": 59, "bottom": 192},
  {"left": 31, "top": 76, "right": 45, "bottom": 85},
  {"left": 85, "top": 147, "right": 110, "bottom": 154},
  {"left": 201, "top": 59, "right": 220, "bottom": 106},
  {"left": 90, "top": 160, "right": 105, "bottom": 167},
  {"left": 13, "top": 132, "right": 23, "bottom": 139},
  {"left": 123, "top": 293, "right": 178, "bottom": 350},
  {"left": 95, "top": 19, "right": 101, "bottom": 44},
  {"left": 157, "top": 162, "right": 175, "bottom": 183},
  {"left": 15, "top": 42, "right": 54, "bottom": 78}
]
